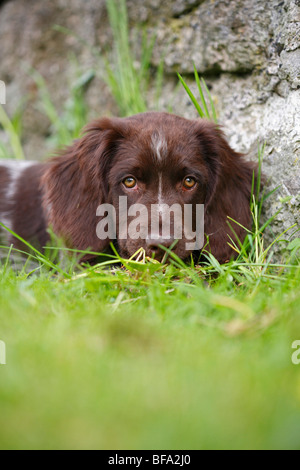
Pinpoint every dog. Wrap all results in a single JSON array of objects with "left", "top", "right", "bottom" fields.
[{"left": 0, "top": 112, "right": 258, "bottom": 264}]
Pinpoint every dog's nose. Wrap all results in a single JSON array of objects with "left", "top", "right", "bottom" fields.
[{"left": 146, "top": 237, "right": 174, "bottom": 259}]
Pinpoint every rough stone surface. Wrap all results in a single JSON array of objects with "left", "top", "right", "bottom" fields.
[{"left": 0, "top": 0, "right": 299, "bottom": 253}]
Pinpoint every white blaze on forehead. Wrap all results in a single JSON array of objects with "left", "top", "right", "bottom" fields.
[
  {"left": 148, "top": 172, "right": 165, "bottom": 240},
  {"left": 158, "top": 172, "right": 163, "bottom": 209},
  {"left": 157, "top": 172, "right": 170, "bottom": 218},
  {"left": 149, "top": 132, "right": 168, "bottom": 235},
  {"left": 151, "top": 130, "right": 168, "bottom": 163}
]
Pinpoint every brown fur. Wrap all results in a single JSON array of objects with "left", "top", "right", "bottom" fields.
[{"left": 0, "top": 112, "right": 259, "bottom": 263}]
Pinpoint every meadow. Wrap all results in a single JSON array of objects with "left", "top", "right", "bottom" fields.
[{"left": 0, "top": 0, "right": 299, "bottom": 450}]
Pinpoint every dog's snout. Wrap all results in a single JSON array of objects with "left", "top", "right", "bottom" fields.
[
  {"left": 147, "top": 237, "right": 174, "bottom": 249},
  {"left": 146, "top": 237, "right": 174, "bottom": 259}
]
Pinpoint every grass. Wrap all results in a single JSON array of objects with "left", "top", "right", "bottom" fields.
[
  {"left": 104, "top": 0, "right": 156, "bottom": 116},
  {"left": 31, "top": 64, "right": 94, "bottom": 150},
  {"left": 0, "top": 104, "right": 25, "bottom": 160},
  {"left": 0, "top": 0, "right": 300, "bottom": 450},
  {"left": 178, "top": 64, "right": 218, "bottom": 123},
  {"left": 54, "top": 0, "right": 164, "bottom": 118},
  {"left": 0, "top": 254, "right": 300, "bottom": 449}
]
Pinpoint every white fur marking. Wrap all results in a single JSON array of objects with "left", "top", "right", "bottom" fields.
[
  {"left": 158, "top": 173, "right": 163, "bottom": 204},
  {"left": 151, "top": 131, "right": 168, "bottom": 162},
  {"left": 2, "top": 161, "right": 35, "bottom": 199},
  {"left": 157, "top": 173, "right": 169, "bottom": 222},
  {"left": 0, "top": 160, "right": 35, "bottom": 234},
  {"left": 148, "top": 173, "right": 165, "bottom": 241}
]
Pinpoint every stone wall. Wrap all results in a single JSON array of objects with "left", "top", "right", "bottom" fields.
[{"left": 0, "top": 0, "right": 299, "bottom": 250}]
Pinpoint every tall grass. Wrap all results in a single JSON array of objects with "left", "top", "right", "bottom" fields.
[
  {"left": 178, "top": 64, "right": 218, "bottom": 123},
  {"left": 104, "top": 0, "right": 164, "bottom": 116},
  {"left": 31, "top": 65, "right": 94, "bottom": 149},
  {"left": 0, "top": 104, "right": 25, "bottom": 160},
  {"left": 53, "top": 0, "right": 164, "bottom": 119}
]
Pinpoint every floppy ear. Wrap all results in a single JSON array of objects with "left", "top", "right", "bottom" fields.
[
  {"left": 42, "top": 118, "right": 124, "bottom": 257},
  {"left": 197, "top": 121, "right": 258, "bottom": 263}
]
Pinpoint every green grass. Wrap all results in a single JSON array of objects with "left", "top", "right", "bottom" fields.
[
  {"left": 0, "top": 258, "right": 300, "bottom": 449},
  {"left": 0, "top": 104, "right": 25, "bottom": 160},
  {"left": 104, "top": 0, "right": 156, "bottom": 116},
  {"left": 178, "top": 64, "right": 218, "bottom": 123},
  {"left": 0, "top": 204, "right": 299, "bottom": 449},
  {"left": 31, "top": 64, "right": 94, "bottom": 150},
  {"left": 54, "top": 0, "right": 164, "bottom": 118},
  {"left": 0, "top": 0, "right": 300, "bottom": 450}
]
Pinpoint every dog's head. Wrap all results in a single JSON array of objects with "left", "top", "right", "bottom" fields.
[{"left": 43, "top": 112, "right": 257, "bottom": 263}]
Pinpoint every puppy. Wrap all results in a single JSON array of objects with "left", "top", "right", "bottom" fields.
[{"left": 0, "top": 112, "right": 258, "bottom": 264}]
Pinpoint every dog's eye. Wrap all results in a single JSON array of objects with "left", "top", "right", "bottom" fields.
[
  {"left": 183, "top": 176, "right": 196, "bottom": 189},
  {"left": 123, "top": 177, "right": 137, "bottom": 189}
]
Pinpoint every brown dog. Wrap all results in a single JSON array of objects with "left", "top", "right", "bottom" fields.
[{"left": 0, "top": 112, "right": 258, "bottom": 263}]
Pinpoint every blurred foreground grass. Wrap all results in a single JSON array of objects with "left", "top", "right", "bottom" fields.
[{"left": 0, "top": 262, "right": 300, "bottom": 449}]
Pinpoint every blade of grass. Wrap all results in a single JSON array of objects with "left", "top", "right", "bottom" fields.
[
  {"left": 200, "top": 77, "right": 218, "bottom": 124},
  {"left": 3, "top": 244, "right": 14, "bottom": 274},
  {"left": 193, "top": 63, "right": 210, "bottom": 119},
  {"left": 177, "top": 73, "right": 206, "bottom": 118},
  {"left": 0, "top": 105, "right": 25, "bottom": 160},
  {"left": 0, "top": 221, "right": 71, "bottom": 278}
]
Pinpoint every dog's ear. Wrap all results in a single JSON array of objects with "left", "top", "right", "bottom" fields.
[
  {"left": 42, "top": 118, "right": 125, "bottom": 256},
  {"left": 196, "top": 120, "right": 258, "bottom": 263}
]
